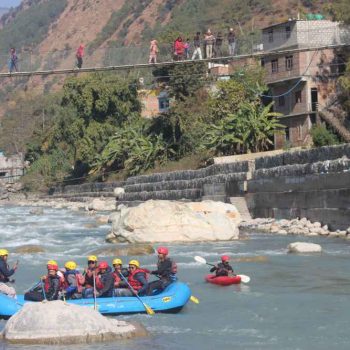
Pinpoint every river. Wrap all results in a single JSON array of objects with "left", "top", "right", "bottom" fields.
[{"left": 1, "top": 205, "right": 350, "bottom": 350}]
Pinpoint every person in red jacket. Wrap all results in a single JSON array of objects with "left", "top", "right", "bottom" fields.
[
  {"left": 76, "top": 44, "right": 84, "bottom": 69},
  {"left": 174, "top": 36, "right": 184, "bottom": 61}
]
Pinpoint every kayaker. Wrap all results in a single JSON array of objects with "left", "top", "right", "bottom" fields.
[
  {"left": 145, "top": 247, "right": 176, "bottom": 296},
  {"left": 95, "top": 261, "right": 114, "bottom": 298},
  {"left": 24, "top": 262, "right": 64, "bottom": 301},
  {"left": 0, "top": 249, "right": 18, "bottom": 298},
  {"left": 63, "top": 261, "right": 85, "bottom": 299},
  {"left": 82, "top": 255, "right": 98, "bottom": 298},
  {"left": 112, "top": 258, "right": 128, "bottom": 288},
  {"left": 210, "top": 255, "right": 234, "bottom": 277}
]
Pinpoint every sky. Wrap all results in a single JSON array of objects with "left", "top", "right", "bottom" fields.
[{"left": 1, "top": 0, "right": 21, "bottom": 8}]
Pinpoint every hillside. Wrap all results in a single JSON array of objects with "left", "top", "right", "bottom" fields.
[{"left": 0, "top": 0, "right": 328, "bottom": 60}]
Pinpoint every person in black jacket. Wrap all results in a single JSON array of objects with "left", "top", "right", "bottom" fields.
[
  {"left": 24, "top": 263, "right": 63, "bottom": 302},
  {"left": 145, "top": 247, "right": 175, "bottom": 296},
  {"left": 210, "top": 255, "right": 234, "bottom": 277},
  {"left": 95, "top": 261, "right": 114, "bottom": 298},
  {"left": 0, "top": 249, "right": 18, "bottom": 298}
]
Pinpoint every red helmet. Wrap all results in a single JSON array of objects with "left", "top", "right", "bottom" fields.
[
  {"left": 221, "top": 255, "right": 230, "bottom": 262},
  {"left": 98, "top": 261, "right": 109, "bottom": 269},
  {"left": 47, "top": 264, "right": 58, "bottom": 271},
  {"left": 157, "top": 247, "right": 169, "bottom": 255}
]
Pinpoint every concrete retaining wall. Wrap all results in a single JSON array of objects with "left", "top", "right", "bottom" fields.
[{"left": 48, "top": 144, "right": 350, "bottom": 229}]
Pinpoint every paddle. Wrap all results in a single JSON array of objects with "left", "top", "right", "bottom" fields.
[
  {"left": 194, "top": 256, "right": 251, "bottom": 283},
  {"left": 40, "top": 280, "right": 47, "bottom": 301},
  {"left": 119, "top": 273, "right": 155, "bottom": 315},
  {"left": 190, "top": 295, "right": 199, "bottom": 304},
  {"left": 93, "top": 271, "right": 97, "bottom": 311}
]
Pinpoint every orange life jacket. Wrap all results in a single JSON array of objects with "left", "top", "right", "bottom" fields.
[
  {"left": 128, "top": 268, "right": 149, "bottom": 291},
  {"left": 44, "top": 274, "right": 65, "bottom": 292}
]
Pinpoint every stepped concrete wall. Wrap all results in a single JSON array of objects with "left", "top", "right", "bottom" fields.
[{"left": 47, "top": 144, "right": 350, "bottom": 230}]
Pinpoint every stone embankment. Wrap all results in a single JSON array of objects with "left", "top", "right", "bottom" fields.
[{"left": 2, "top": 301, "right": 147, "bottom": 345}]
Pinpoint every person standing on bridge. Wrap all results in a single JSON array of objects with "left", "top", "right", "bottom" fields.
[
  {"left": 76, "top": 44, "right": 85, "bottom": 69},
  {"left": 149, "top": 39, "right": 159, "bottom": 64},
  {"left": 8, "top": 48, "right": 18, "bottom": 73},
  {"left": 192, "top": 32, "right": 202, "bottom": 60},
  {"left": 227, "top": 28, "right": 236, "bottom": 56},
  {"left": 204, "top": 30, "right": 215, "bottom": 59}
]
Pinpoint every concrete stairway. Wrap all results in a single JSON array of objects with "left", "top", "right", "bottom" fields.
[{"left": 229, "top": 197, "right": 252, "bottom": 221}]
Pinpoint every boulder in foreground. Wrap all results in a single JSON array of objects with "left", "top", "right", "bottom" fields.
[
  {"left": 2, "top": 301, "right": 147, "bottom": 345},
  {"left": 288, "top": 242, "right": 322, "bottom": 253},
  {"left": 107, "top": 200, "right": 241, "bottom": 243}
]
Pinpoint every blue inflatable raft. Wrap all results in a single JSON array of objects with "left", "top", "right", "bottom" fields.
[{"left": 0, "top": 282, "right": 191, "bottom": 319}]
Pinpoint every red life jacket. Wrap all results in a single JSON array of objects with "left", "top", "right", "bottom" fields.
[
  {"left": 128, "top": 268, "right": 148, "bottom": 291},
  {"left": 113, "top": 271, "right": 122, "bottom": 284},
  {"left": 44, "top": 275, "right": 65, "bottom": 292}
]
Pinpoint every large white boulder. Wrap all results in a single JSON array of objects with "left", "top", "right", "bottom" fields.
[
  {"left": 107, "top": 200, "right": 241, "bottom": 243},
  {"left": 114, "top": 187, "right": 125, "bottom": 198},
  {"left": 288, "top": 242, "right": 322, "bottom": 253},
  {"left": 2, "top": 301, "right": 146, "bottom": 345}
]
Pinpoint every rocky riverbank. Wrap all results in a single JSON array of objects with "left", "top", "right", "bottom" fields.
[{"left": 240, "top": 217, "right": 350, "bottom": 239}]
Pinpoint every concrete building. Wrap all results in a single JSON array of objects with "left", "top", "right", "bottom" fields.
[
  {"left": 261, "top": 19, "right": 348, "bottom": 148},
  {"left": 0, "top": 152, "right": 24, "bottom": 184}
]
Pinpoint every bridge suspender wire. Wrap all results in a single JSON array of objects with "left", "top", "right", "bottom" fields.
[{"left": 0, "top": 43, "right": 347, "bottom": 79}]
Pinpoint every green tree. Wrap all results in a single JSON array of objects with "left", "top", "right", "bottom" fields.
[{"left": 310, "top": 124, "right": 339, "bottom": 147}]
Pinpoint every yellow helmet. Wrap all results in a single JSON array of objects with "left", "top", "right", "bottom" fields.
[
  {"left": 65, "top": 261, "right": 77, "bottom": 270},
  {"left": 128, "top": 260, "right": 140, "bottom": 268},
  {"left": 113, "top": 258, "right": 123, "bottom": 265},
  {"left": 88, "top": 255, "right": 98, "bottom": 262},
  {"left": 0, "top": 249, "right": 9, "bottom": 256},
  {"left": 47, "top": 260, "right": 57, "bottom": 266}
]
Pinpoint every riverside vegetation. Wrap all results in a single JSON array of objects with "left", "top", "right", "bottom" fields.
[{"left": 0, "top": 64, "right": 285, "bottom": 191}]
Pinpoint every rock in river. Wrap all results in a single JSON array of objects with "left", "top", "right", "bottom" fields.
[
  {"left": 14, "top": 245, "right": 45, "bottom": 254},
  {"left": 288, "top": 242, "right": 322, "bottom": 253},
  {"left": 107, "top": 200, "right": 241, "bottom": 243},
  {"left": 92, "top": 243, "right": 154, "bottom": 256},
  {"left": 1, "top": 300, "right": 147, "bottom": 345}
]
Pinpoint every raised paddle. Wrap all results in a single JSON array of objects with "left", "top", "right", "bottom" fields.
[
  {"left": 119, "top": 273, "right": 155, "bottom": 315},
  {"left": 93, "top": 271, "right": 97, "bottom": 311},
  {"left": 194, "top": 255, "right": 251, "bottom": 283}
]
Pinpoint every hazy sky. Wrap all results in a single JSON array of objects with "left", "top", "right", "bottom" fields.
[{"left": 2, "top": 0, "right": 21, "bottom": 8}]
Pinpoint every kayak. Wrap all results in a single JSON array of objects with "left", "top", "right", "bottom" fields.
[
  {"left": 0, "top": 282, "right": 191, "bottom": 320},
  {"left": 205, "top": 274, "right": 241, "bottom": 286}
]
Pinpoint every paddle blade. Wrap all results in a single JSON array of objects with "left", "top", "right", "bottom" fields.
[
  {"left": 194, "top": 256, "right": 207, "bottom": 264},
  {"left": 144, "top": 303, "right": 155, "bottom": 315},
  {"left": 238, "top": 274, "right": 251, "bottom": 283},
  {"left": 190, "top": 295, "right": 200, "bottom": 304}
]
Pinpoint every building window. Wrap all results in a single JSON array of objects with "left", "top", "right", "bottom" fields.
[
  {"left": 261, "top": 57, "right": 265, "bottom": 67},
  {"left": 271, "top": 59, "right": 278, "bottom": 73},
  {"left": 285, "top": 26, "right": 291, "bottom": 39},
  {"left": 295, "top": 90, "right": 302, "bottom": 103},
  {"left": 0, "top": 172, "right": 6, "bottom": 177},
  {"left": 268, "top": 29, "right": 273, "bottom": 42},
  {"left": 285, "top": 56, "right": 293, "bottom": 71},
  {"left": 278, "top": 96, "right": 285, "bottom": 106}
]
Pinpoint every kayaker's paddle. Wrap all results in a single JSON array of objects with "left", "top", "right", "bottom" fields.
[
  {"left": 119, "top": 273, "right": 155, "bottom": 315},
  {"left": 194, "top": 256, "right": 251, "bottom": 283}
]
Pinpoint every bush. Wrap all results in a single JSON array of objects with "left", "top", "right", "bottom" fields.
[{"left": 311, "top": 124, "right": 339, "bottom": 147}]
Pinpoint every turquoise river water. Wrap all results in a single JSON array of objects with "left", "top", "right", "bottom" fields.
[{"left": 1, "top": 205, "right": 350, "bottom": 350}]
